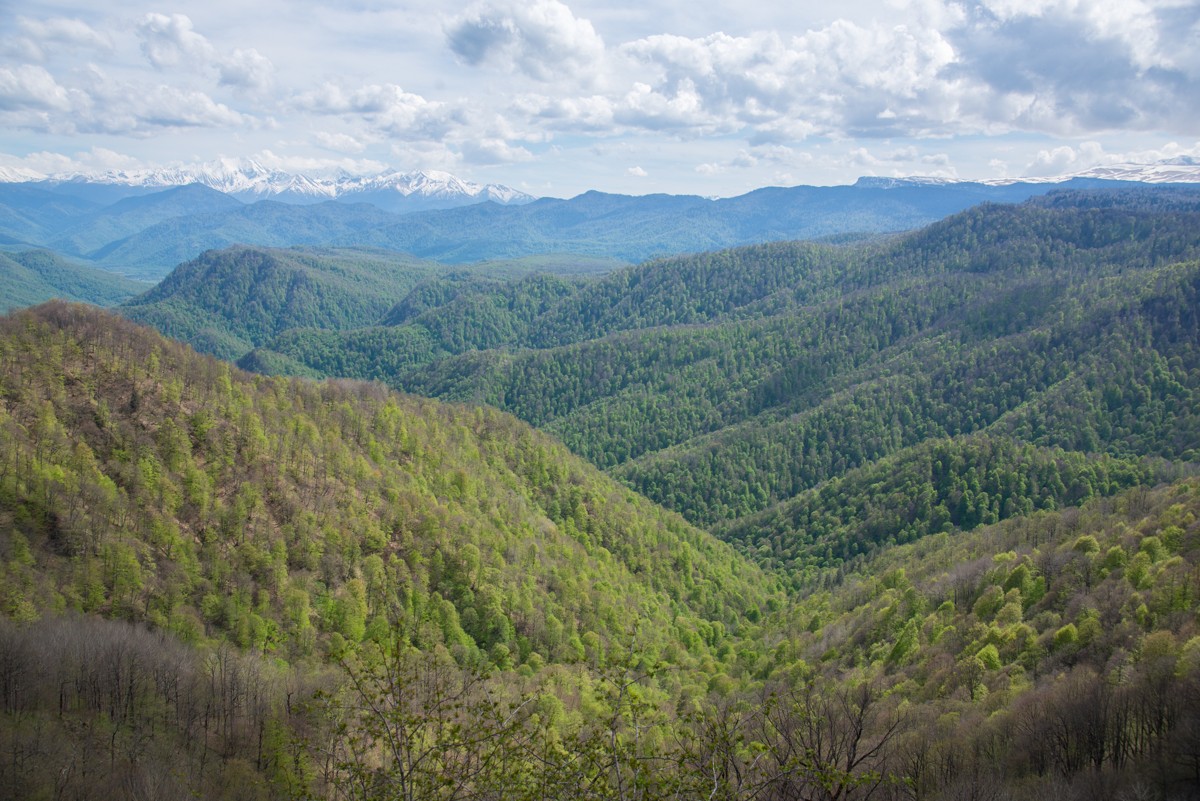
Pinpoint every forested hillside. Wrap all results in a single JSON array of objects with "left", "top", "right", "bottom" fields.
[
  {"left": 1, "top": 304, "right": 1198, "bottom": 801},
  {"left": 236, "top": 195, "right": 1200, "bottom": 556},
  {"left": 0, "top": 249, "right": 148, "bottom": 311},
  {"left": 0, "top": 303, "right": 767, "bottom": 666},
  {"left": 3, "top": 188, "right": 1200, "bottom": 801}
]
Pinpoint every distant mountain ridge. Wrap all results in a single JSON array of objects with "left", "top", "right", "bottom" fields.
[
  {"left": 856, "top": 157, "right": 1200, "bottom": 188},
  {"left": 9, "top": 159, "right": 535, "bottom": 211},
  {"left": 4, "top": 158, "right": 1200, "bottom": 281}
]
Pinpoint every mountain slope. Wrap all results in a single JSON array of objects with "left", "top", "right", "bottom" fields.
[
  {"left": 0, "top": 249, "right": 149, "bottom": 311},
  {"left": 239, "top": 194, "right": 1200, "bottom": 562},
  {"left": 119, "top": 246, "right": 448, "bottom": 359},
  {"left": 92, "top": 200, "right": 405, "bottom": 280},
  {"left": 3, "top": 302, "right": 1199, "bottom": 801},
  {"left": 0, "top": 302, "right": 772, "bottom": 667},
  {"left": 48, "top": 183, "right": 244, "bottom": 257}
]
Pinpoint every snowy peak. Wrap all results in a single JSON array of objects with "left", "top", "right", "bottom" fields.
[
  {"left": 1069, "top": 157, "right": 1200, "bottom": 184},
  {"left": 17, "top": 159, "right": 535, "bottom": 209},
  {"left": 342, "top": 169, "right": 507, "bottom": 199},
  {"left": 860, "top": 158, "right": 1200, "bottom": 189},
  {"left": 981, "top": 157, "right": 1200, "bottom": 186}
]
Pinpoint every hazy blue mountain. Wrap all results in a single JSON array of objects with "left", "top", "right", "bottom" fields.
[
  {"left": 0, "top": 184, "right": 100, "bottom": 246},
  {"left": 48, "top": 184, "right": 244, "bottom": 258},
  {"left": 3, "top": 172, "right": 1195, "bottom": 281},
  {"left": 343, "top": 178, "right": 1150, "bottom": 263},
  {"left": 92, "top": 200, "right": 401, "bottom": 280}
]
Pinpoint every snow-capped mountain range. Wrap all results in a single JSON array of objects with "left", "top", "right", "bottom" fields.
[
  {"left": 11, "top": 159, "right": 535, "bottom": 211},
  {"left": 4, "top": 157, "right": 1199, "bottom": 206},
  {"left": 858, "top": 157, "right": 1200, "bottom": 189},
  {"left": 1052, "top": 156, "right": 1200, "bottom": 184}
]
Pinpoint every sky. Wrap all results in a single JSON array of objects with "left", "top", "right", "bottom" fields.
[{"left": 0, "top": 0, "right": 1198, "bottom": 198}]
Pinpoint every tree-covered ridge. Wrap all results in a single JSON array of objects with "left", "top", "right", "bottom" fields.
[
  {"left": 0, "top": 249, "right": 148, "bottom": 311},
  {"left": 0, "top": 302, "right": 773, "bottom": 672},
  {"left": 119, "top": 245, "right": 448, "bottom": 360},
  {"left": 717, "top": 433, "right": 1178, "bottom": 587},
  {"left": 614, "top": 258, "right": 1200, "bottom": 524},
  {"left": 222, "top": 198, "right": 1200, "bottom": 566}
]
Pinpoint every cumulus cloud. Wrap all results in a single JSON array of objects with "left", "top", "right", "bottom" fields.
[
  {"left": 138, "top": 13, "right": 215, "bottom": 69},
  {"left": 137, "top": 13, "right": 275, "bottom": 94},
  {"left": 0, "top": 65, "right": 74, "bottom": 111},
  {"left": 944, "top": 0, "right": 1200, "bottom": 133},
  {"left": 220, "top": 48, "right": 274, "bottom": 93},
  {"left": 131, "top": 85, "right": 246, "bottom": 130},
  {"left": 489, "top": 0, "right": 1200, "bottom": 144},
  {"left": 459, "top": 138, "right": 534, "bottom": 164},
  {"left": 613, "top": 22, "right": 961, "bottom": 139},
  {"left": 0, "top": 63, "right": 247, "bottom": 137},
  {"left": 446, "top": 0, "right": 605, "bottom": 82},
  {"left": 296, "top": 82, "right": 459, "bottom": 139},
  {"left": 627, "top": 165, "right": 647, "bottom": 177}
]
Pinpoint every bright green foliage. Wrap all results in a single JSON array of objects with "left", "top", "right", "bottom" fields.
[{"left": 0, "top": 302, "right": 772, "bottom": 669}]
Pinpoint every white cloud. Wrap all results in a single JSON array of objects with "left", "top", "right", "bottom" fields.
[
  {"left": 0, "top": 147, "right": 132, "bottom": 176},
  {"left": 137, "top": 13, "right": 275, "bottom": 94},
  {"left": 3, "top": 0, "right": 1199, "bottom": 195},
  {"left": 295, "top": 82, "right": 458, "bottom": 139},
  {"left": 220, "top": 48, "right": 274, "bottom": 93},
  {"left": 0, "top": 65, "right": 74, "bottom": 111},
  {"left": 15, "top": 16, "right": 113, "bottom": 61},
  {"left": 459, "top": 138, "right": 534, "bottom": 164},
  {"left": 943, "top": 0, "right": 1200, "bottom": 133},
  {"left": 138, "top": 13, "right": 215, "bottom": 69},
  {"left": 315, "top": 131, "right": 367, "bottom": 153},
  {"left": 110, "top": 85, "right": 246, "bottom": 132},
  {"left": 613, "top": 21, "right": 961, "bottom": 138},
  {"left": 627, "top": 165, "right": 647, "bottom": 176},
  {"left": 1017, "top": 140, "right": 1200, "bottom": 178},
  {"left": 251, "top": 149, "right": 388, "bottom": 176},
  {"left": 446, "top": 0, "right": 606, "bottom": 82},
  {"left": 0, "top": 63, "right": 248, "bottom": 136},
  {"left": 494, "top": 0, "right": 1200, "bottom": 144}
]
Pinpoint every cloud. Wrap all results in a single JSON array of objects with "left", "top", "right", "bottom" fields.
[
  {"left": 220, "top": 48, "right": 274, "bottom": 93},
  {"left": 514, "top": 93, "right": 615, "bottom": 132},
  {"left": 446, "top": 0, "right": 605, "bottom": 82},
  {"left": 315, "top": 131, "right": 367, "bottom": 153},
  {"left": 15, "top": 16, "right": 113, "bottom": 60},
  {"left": 0, "top": 146, "right": 146, "bottom": 177},
  {"left": 459, "top": 137, "right": 534, "bottom": 164},
  {"left": 99, "top": 85, "right": 247, "bottom": 133},
  {"left": 614, "top": 22, "right": 961, "bottom": 139},
  {"left": 495, "top": 0, "right": 1200, "bottom": 144},
  {"left": 627, "top": 165, "right": 647, "bottom": 177},
  {"left": 0, "top": 63, "right": 248, "bottom": 136},
  {"left": 295, "top": 82, "right": 458, "bottom": 139},
  {"left": 944, "top": 0, "right": 1200, "bottom": 133},
  {"left": 0, "top": 65, "right": 74, "bottom": 111},
  {"left": 137, "top": 13, "right": 275, "bottom": 94},
  {"left": 138, "top": 13, "right": 215, "bottom": 69},
  {"left": 251, "top": 149, "right": 388, "bottom": 177}
]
